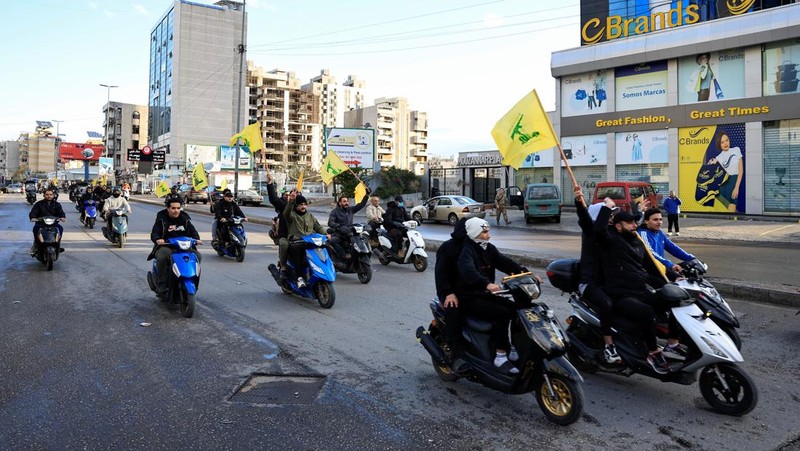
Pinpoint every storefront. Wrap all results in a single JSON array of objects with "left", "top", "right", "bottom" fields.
[{"left": 455, "top": 151, "right": 515, "bottom": 203}]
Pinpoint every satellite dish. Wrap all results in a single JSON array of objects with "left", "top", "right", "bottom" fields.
[{"left": 81, "top": 148, "right": 95, "bottom": 159}]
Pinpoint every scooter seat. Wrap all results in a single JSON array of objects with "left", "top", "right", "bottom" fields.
[{"left": 464, "top": 317, "right": 494, "bottom": 333}]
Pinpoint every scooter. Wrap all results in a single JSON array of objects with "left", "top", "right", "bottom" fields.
[
  {"left": 545, "top": 258, "right": 758, "bottom": 416},
  {"left": 25, "top": 190, "right": 37, "bottom": 204},
  {"left": 328, "top": 223, "right": 372, "bottom": 284},
  {"left": 30, "top": 216, "right": 62, "bottom": 271},
  {"left": 211, "top": 216, "right": 248, "bottom": 262},
  {"left": 146, "top": 237, "right": 201, "bottom": 318},
  {"left": 416, "top": 273, "right": 584, "bottom": 426},
  {"left": 268, "top": 233, "right": 336, "bottom": 308},
  {"left": 82, "top": 200, "right": 98, "bottom": 229},
  {"left": 102, "top": 209, "right": 128, "bottom": 248},
  {"left": 373, "top": 220, "right": 427, "bottom": 272}
]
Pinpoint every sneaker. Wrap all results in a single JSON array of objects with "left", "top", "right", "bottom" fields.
[
  {"left": 604, "top": 344, "right": 622, "bottom": 364},
  {"left": 296, "top": 277, "right": 307, "bottom": 289},
  {"left": 662, "top": 343, "right": 688, "bottom": 361},
  {"left": 508, "top": 347, "right": 519, "bottom": 362},
  {"left": 675, "top": 232, "right": 680, "bottom": 236},
  {"left": 647, "top": 351, "right": 670, "bottom": 374},
  {"left": 667, "top": 232, "right": 673, "bottom": 236}
]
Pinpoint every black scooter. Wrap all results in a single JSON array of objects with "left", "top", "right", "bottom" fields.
[
  {"left": 416, "top": 273, "right": 584, "bottom": 426},
  {"left": 328, "top": 223, "right": 372, "bottom": 284},
  {"left": 25, "top": 190, "right": 36, "bottom": 204},
  {"left": 31, "top": 216, "right": 62, "bottom": 271}
]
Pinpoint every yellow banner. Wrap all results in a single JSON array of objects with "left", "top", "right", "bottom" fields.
[
  {"left": 229, "top": 122, "right": 263, "bottom": 154},
  {"left": 354, "top": 181, "right": 367, "bottom": 204},
  {"left": 221, "top": 178, "right": 228, "bottom": 191},
  {"left": 155, "top": 181, "right": 170, "bottom": 198},
  {"left": 192, "top": 162, "right": 208, "bottom": 191},
  {"left": 321, "top": 150, "right": 349, "bottom": 184},
  {"left": 491, "top": 89, "right": 559, "bottom": 169},
  {"left": 296, "top": 170, "right": 304, "bottom": 192}
]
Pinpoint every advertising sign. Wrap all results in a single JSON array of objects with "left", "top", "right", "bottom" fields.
[
  {"left": 560, "top": 134, "right": 608, "bottom": 166},
  {"left": 679, "top": 48, "right": 745, "bottom": 104},
  {"left": 59, "top": 142, "right": 104, "bottom": 161},
  {"left": 98, "top": 157, "right": 113, "bottom": 177},
  {"left": 678, "top": 123, "right": 746, "bottom": 213},
  {"left": 763, "top": 38, "right": 800, "bottom": 96},
  {"left": 560, "top": 70, "right": 610, "bottom": 117},
  {"left": 615, "top": 60, "right": 668, "bottom": 111},
  {"left": 615, "top": 129, "right": 668, "bottom": 165},
  {"left": 519, "top": 148, "right": 555, "bottom": 168},
  {"left": 185, "top": 144, "right": 219, "bottom": 171},
  {"left": 220, "top": 145, "right": 252, "bottom": 170},
  {"left": 325, "top": 128, "right": 375, "bottom": 169}
]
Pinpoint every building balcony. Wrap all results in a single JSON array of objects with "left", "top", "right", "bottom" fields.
[
  {"left": 377, "top": 147, "right": 392, "bottom": 155},
  {"left": 412, "top": 135, "right": 427, "bottom": 144},
  {"left": 413, "top": 149, "right": 427, "bottom": 157}
]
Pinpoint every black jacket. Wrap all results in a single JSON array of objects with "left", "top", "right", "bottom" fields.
[
  {"left": 328, "top": 195, "right": 368, "bottom": 230},
  {"left": 435, "top": 218, "right": 468, "bottom": 301},
  {"left": 266, "top": 182, "right": 288, "bottom": 238},
  {"left": 29, "top": 199, "right": 65, "bottom": 220},
  {"left": 456, "top": 239, "right": 524, "bottom": 297},
  {"left": 576, "top": 198, "right": 601, "bottom": 285},
  {"left": 593, "top": 206, "right": 676, "bottom": 299},
  {"left": 148, "top": 209, "right": 200, "bottom": 260},
  {"left": 214, "top": 199, "right": 245, "bottom": 220},
  {"left": 80, "top": 192, "right": 97, "bottom": 204},
  {"left": 383, "top": 201, "right": 410, "bottom": 229}
]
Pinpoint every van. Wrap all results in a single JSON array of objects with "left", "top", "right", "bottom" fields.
[
  {"left": 523, "top": 183, "right": 562, "bottom": 223},
  {"left": 592, "top": 181, "right": 658, "bottom": 213}
]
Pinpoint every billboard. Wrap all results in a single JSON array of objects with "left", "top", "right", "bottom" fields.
[
  {"left": 185, "top": 144, "right": 219, "bottom": 172},
  {"left": 678, "top": 123, "right": 746, "bottom": 213},
  {"left": 220, "top": 145, "right": 252, "bottom": 170},
  {"left": 763, "top": 38, "right": 800, "bottom": 96},
  {"left": 615, "top": 60, "right": 668, "bottom": 111},
  {"left": 59, "top": 142, "right": 104, "bottom": 160},
  {"left": 325, "top": 128, "right": 375, "bottom": 169},
  {"left": 615, "top": 129, "right": 668, "bottom": 165},
  {"left": 560, "top": 70, "right": 610, "bottom": 117},
  {"left": 560, "top": 134, "right": 608, "bottom": 166},
  {"left": 98, "top": 157, "right": 113, "bottom": 177},
  {"left": 679, "top": 48, "right": 746, "bottom": 104}
]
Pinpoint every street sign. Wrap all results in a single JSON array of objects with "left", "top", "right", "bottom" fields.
[
  {"left": 141, "top": 145, "right": 153, "bottom": 155},
  {"left": 127, "top": 149, "right": 142, "bottom": 161},
  {"left": 152, "top": 150, "right": 166, "bottom": 163}
]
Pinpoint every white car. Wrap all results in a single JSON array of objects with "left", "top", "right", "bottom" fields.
[{"left": 410, "top": 195, "right": 486, "bottom": 226}]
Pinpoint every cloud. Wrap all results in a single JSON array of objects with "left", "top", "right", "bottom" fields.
[{"left": 133, "top": 4, "right": 149, "bottom": 16}]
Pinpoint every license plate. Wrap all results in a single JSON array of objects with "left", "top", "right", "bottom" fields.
[
  {"left": 538, "top": 205, "right": 549, "bottom": 211},
  {"left": 473, "top": 207, "right": 481, "bottom": 212}
]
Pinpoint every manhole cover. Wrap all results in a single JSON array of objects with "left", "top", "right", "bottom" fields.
[{"left": 229, "top": 373, "right": 326, "bottom": 405}]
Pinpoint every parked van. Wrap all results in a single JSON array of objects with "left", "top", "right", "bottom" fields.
[
  {"left": 592, "top": 181, "right": 658, "bottom": 213},
  {"left": 523, "top": 183, "right": 562, "bottom": 223}
]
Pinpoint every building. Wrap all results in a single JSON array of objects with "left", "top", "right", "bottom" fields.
[
  {"left": 18, "top": 131, "right": 57, "bottom": 175},
  {"left": 147, "top": 0, "right": 246, "bottom": 176},
  {"left": 343, "top": 97, "right": 429, "bottom": 175},
  {"left": 102, "top": 102, "right": 148, "bottom": 175},
  {"left": 545, "top": 1, "right": 800, "bottom": 216},
  {"left": 0, "top": 141, "right": 21, "bottom": 181},
  {"left": 247, "top": 62, "right": 320, "bottom": 171},
  {"left": 302, "top": 69, "right": 368, "bottom": 131}
]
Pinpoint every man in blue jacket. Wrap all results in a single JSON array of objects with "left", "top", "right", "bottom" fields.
[
  {"left": 662, "top": 190, "right": 682, "bottom": 236},
  {"left": 637, "top": 207, "right": 695, "bottom": 273}
]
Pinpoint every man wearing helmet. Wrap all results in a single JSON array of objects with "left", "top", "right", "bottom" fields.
[
  {"left": 383, "top": 195, "right": 411, "bottom": 255},
  {"left": 102, "top": 186, "right": 132, "bottom": 223}
]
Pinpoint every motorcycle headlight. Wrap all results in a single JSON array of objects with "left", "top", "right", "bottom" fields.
[
  {"left": 43, "top": 218, "right": 56, "bottom": 225},
  {"left": 353, "top": 225, "right": 364, "bottom": 234},
  {"left": 177, "top": 240, "right": 192, "bottom": 251},
  {"left": 312, "top": 237, "right": 323, "bottom": 247}
]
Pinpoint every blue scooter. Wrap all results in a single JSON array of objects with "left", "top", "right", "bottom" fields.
[
  {"left": 102, "top": 209, "right": 128, "bottom": 248},
  {"left": 82, "top": 200, "right": 98, "bottom": 229},
  {"left": 211, "top": 216, "right": 247, "bottom": 262},
  {"left": 146, "top": 237, "right": 201, "bottom": 318},
  {"left": 268, "top": 233, "right": 336, "bottom": 308}
]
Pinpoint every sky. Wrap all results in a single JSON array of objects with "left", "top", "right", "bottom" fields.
[{"left": 0, "top": 0, "right": 581, "bottom": 157}]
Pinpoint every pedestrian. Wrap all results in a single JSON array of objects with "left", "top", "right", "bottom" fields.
[
  {"left": 494, "top": 187, "right": 510, "bottom": 226},
  {"left": 663, "top": 190, "right": 682, "bottom": 236}
]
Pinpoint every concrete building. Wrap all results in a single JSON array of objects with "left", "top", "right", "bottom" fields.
[
  {"left": 0, "top": 141, "right": 21, "bottom": 181},
  {"left": 18, "top": 132, "right": 56, "bottom": 175},
  {"left": 344, "top": 97, "right": 429, "bottom": 175},
  {"left": 147, "top": 0, "right": 246, "bottom": 175},
  {"left": 102, "top": 102, "right": 148, "bottom": 174},
  {"left": 247, "top": 62, "right": 320, "bottom": 171}
]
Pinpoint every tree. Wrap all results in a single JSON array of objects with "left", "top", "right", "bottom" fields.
[
  {"left": 334, "top": 167, "right": 367, "bottom": 198},
  {"left": 11, "top": 165, "right": 28, "bottom": 182},
  {"left": 373, "top": 166, "right": 419, "bottom": 199}
]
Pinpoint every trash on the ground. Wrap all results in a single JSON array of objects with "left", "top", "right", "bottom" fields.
[
  {"left": 12, "top": 301, "right": 21, "bottom": 304},
  {"left": 140, "top": 322, "right": 152, "bottom": 327}
]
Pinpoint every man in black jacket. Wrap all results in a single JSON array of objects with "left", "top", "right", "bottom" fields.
[
  {"left": 211, "top": 189, "right": 247, "bottom": 245},
  {"left": 266, "top": 173, "right": 290, "bottom": 275},
  {"left": 29, "top": 188, "right": 66, "bottom": 254},
  {"left": 434, "top": 217, "right": 469, "bottom": 372},
  {"left": 149, "top": 200, "right": 202, "bottom": 295},
  {"left": 79, "top": 186, "right": 97, "bottom": 223},
  {"left": 383, "top": 196, "right": 410, "bottom": 254},
  {"left": 327, "top": 192, "right": 369, "bottom": 259},
  {"left": 163, "top": 185, "right": 183, "bottom": 207}
]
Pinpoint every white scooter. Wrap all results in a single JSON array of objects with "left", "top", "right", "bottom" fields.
[{"left": 373, "top": 220, "right": 428, "bottom": 272}]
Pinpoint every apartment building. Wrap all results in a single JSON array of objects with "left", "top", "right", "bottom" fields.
[
  {"left": 102, "top": 102, "right": 148, "bottom": 173},
  {"left": 17, "top": 131, "right": 57, "bottom": 174},
  {"left": 0, "top": 141, "right": 21, "bottom": 181},
  {"left": 302, "top": 70, "right": 368, "bottom": 146}
]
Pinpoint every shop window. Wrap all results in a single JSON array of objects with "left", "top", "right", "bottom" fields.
[{"left": 763, "top": 120, "right": 800, "bottom": 214}]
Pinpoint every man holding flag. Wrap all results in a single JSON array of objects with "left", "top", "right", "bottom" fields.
[{"left": 327, "top": 184, "right": 370, "bottom": 260}]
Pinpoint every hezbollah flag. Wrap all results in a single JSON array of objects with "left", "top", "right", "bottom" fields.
[
  {"left": 354, "top": 181, "right": 368, "bottom": 204},
  {"left": 155, "top": 181, "right": 170, "bottom": 198},
  {"left": 192, "top": 162, "right": 208, "bottom": 191},
  {"left": 320, "top": 150, "right": 349, "bottom": 185},
  {"left": 220, "top": 178, "right": 228, "bottom": 191},
  {"left": 229, "top": 122, "right": 264, "bottom": 154},
  {"left": 491, "top": 89, "right": 559, "bottom": 169}
]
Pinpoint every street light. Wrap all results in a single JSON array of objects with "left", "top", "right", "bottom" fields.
[
  {"left": 100, "top": 84, "right": 118, "bottom": 158},
  {"left": 52, "top": 119, "right": 64, "bottom": 182}
]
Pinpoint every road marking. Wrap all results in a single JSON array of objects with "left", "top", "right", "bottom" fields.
[{"left": 759, "top": 224, "right": 797, "bottom": 236}]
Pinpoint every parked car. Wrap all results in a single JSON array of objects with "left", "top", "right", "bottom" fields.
[
  {"left": 6, "top": 183, "right": 23, "bottom": 194},
  {"left": 187, "top": 187, "right": 209, "bottom": 204},
  {"left": 592, "top": 181, "right": 658, "bottom": 213},
  {"left": 411, "top": 195, "right": 486, "bottom": 226},
  {"left": 523, "top": 183, "right": 562, "bottom": 223},
  {"left": 236, "top": 189, "right": 263, "bottom": 206}
]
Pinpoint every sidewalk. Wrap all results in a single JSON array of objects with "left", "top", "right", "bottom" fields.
[{"left": 130, "top": 195, "right": 800, "bottom": 307}]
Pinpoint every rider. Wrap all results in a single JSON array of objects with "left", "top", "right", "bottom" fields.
[
  {"left": 102, "top": 186, "right": 132, "bottom": 223},
  {"left": 637, "top": 207, "right": 695, "bottom": 273},
  {"left": 457, "top": 218, "right": 525, "bottom": 375},
  {"left": 283, "top": 190, "right": 330, "bottom": 288},
  {"left": 365, "top": 196, "right": 385, "bottom": 241},
  {"left": 148, "top": 200, "right": 202, "bottom": 296},
  {"left": 266, "top": 173, "right": 290, "bottom": 279},
  {"left": 211, "top": 189, "right": 247, "bottom": 245},
  {"left": 164, "top": 185, "right": 183, "bottom": 207},
  {"left": 327, "top": 191, "right": 369, "bottom": 260},
  {"left": 29, "top": 188, "right": 66, "bottom": 255},
  {"left": 434, "top": 217, "right": 469, "bottom": 373},
  {"left": 383, "top": 195, "right": 411, "bottom": 255},
  {"left": 79, "top": 186, "right": 97, "bottom": 223}
]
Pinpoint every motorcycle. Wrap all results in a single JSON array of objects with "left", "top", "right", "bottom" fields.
[
  {"left": 211, "top": 216, "right": 248, "bottom": 262},
  {"left": 25, "top": 190, "right": 37, "bottom": 204},
  {"left": 545, "top": 258, "right": 758, "bottom": 416},
  {"left": 102, "top": 209, "right": 128, "bottom": 248},
  {"left": 267, "top": 233, "right": 336, "bottom": 308},
  {"left": 82, "top": 200, "right": 98, "bottom": 229},
  {"left": 373, "top": 220, "right": 428, "bottom": 272},
  {"left": 416, "top": 272, "right": 584, "bottom": 426},
  {"left": 674, "top": 259, "right": 741, "bottom": 349},
  {"left": 328, "top": 223, "right": 373, "bottom": 284},
  {"left": 30, "top": 216, "right": 62, "bottom": 271},
  {"left": 146, "top": 237, "right": 201, "bottom": 318}
]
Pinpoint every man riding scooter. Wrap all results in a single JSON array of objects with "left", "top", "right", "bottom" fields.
[
  {"left": 79, "top": 186, "right": 98, "bottom": 223},
  {"left": 327, "top": 190, "right": 369, "bottom": 260},
  {"left": 29, "top": 188, "right": 66, "bottom": 256},
  {"left": 211, "top": 189, "right": 248, "bottom": 246},
  {"left": 102, "top": 186, "right": 132, "bottom": 222}
]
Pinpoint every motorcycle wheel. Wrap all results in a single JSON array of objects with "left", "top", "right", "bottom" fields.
[
  {"left": 89, "top": 218, "right": 95, "bottom": 229},
  {"left": 357, "top": 265, "right": 372, "bottom": 284},
  {"left": 118, "top": 233, "right": 125, "bottom": 248},
  {"left": 379, "top": 253, "right": 390, "bottom": 266},
  {"left": 146, "top": 271, "right": 156, "bottom": 292},
  {"left": 536, "top": 374, "right": 584, "bottom": 426},
  {"left": 313, "top": 281, "right": 336, "bottom": 309},
  {"left": 45, "top": 252, "right": 54, "bottom": 271},
  {"left": 715, "top": 322, "right": 743, "bottom": 350},
  {"left": 235, "top": 247, "right": 245, "bottom": 263},
  {"left": 432, "top": 357, "right": 458, "bottom": 382},
  {"left": 412, "top": 211, "right": 422, "bottom": 226},
  {"left": 179, "top": 285, "right": 196, "bottom": 318},
  {"left": 413, "top": 255, "right": 427, "bottom": 272},
  {"left": 699, "top": 363, "right": 757, "bottom": 416}
]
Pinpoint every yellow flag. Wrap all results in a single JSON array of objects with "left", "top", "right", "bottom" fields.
[
  {"left": 320, "top": 150, "right": 349, "bottom": 184},
  {"left": 491, "top": 89, "right": 559, "bottom": 169},
  {"left": 220, "top": 178, "right": 228, "bottom": 191},
  {"left": 192, "top": 162, "right": 208, "bottom": 191},
  {"left": 155, "top": 181, "right": 170, "bottom": 198},
  {"left": 229, "top": 122, "right": 263, "bottom": 154},
  {"left": 354, "top": 181, "right": 367, "bottom": 204},
  {"left": 91, "top": 179, "right": 97, "bottom": 187},
  {"left": 296, "top": 170, "right": 304, "bottom": 192}
]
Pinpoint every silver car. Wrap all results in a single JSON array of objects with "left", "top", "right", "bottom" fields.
[{"left": 411, "top": 195, "right": 486, "bottom": 226}]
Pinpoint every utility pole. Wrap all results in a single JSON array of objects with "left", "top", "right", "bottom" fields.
[
  {"left": 52, "top": 119, "right": 63, "bottom": 181},
  {"left": 99, "top": 84, "right": 118, "bottom": 158},
  {"left": 233, "top": 0, "right": 246, "bottom": 200}
]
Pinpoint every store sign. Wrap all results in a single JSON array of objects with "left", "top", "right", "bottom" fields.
[
  {"left": 615, "top": 61, "right": 668, "bottom": 111},
  {"left": 561, "top": 70, "right": 610, "bottom": 117},
  {"left": 457, "top": 151, "right": 503, "bottom": 167}
]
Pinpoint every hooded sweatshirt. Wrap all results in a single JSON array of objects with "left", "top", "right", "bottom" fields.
[{"left": 434, "top": 218, "right": 468, "bottom": 301}]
